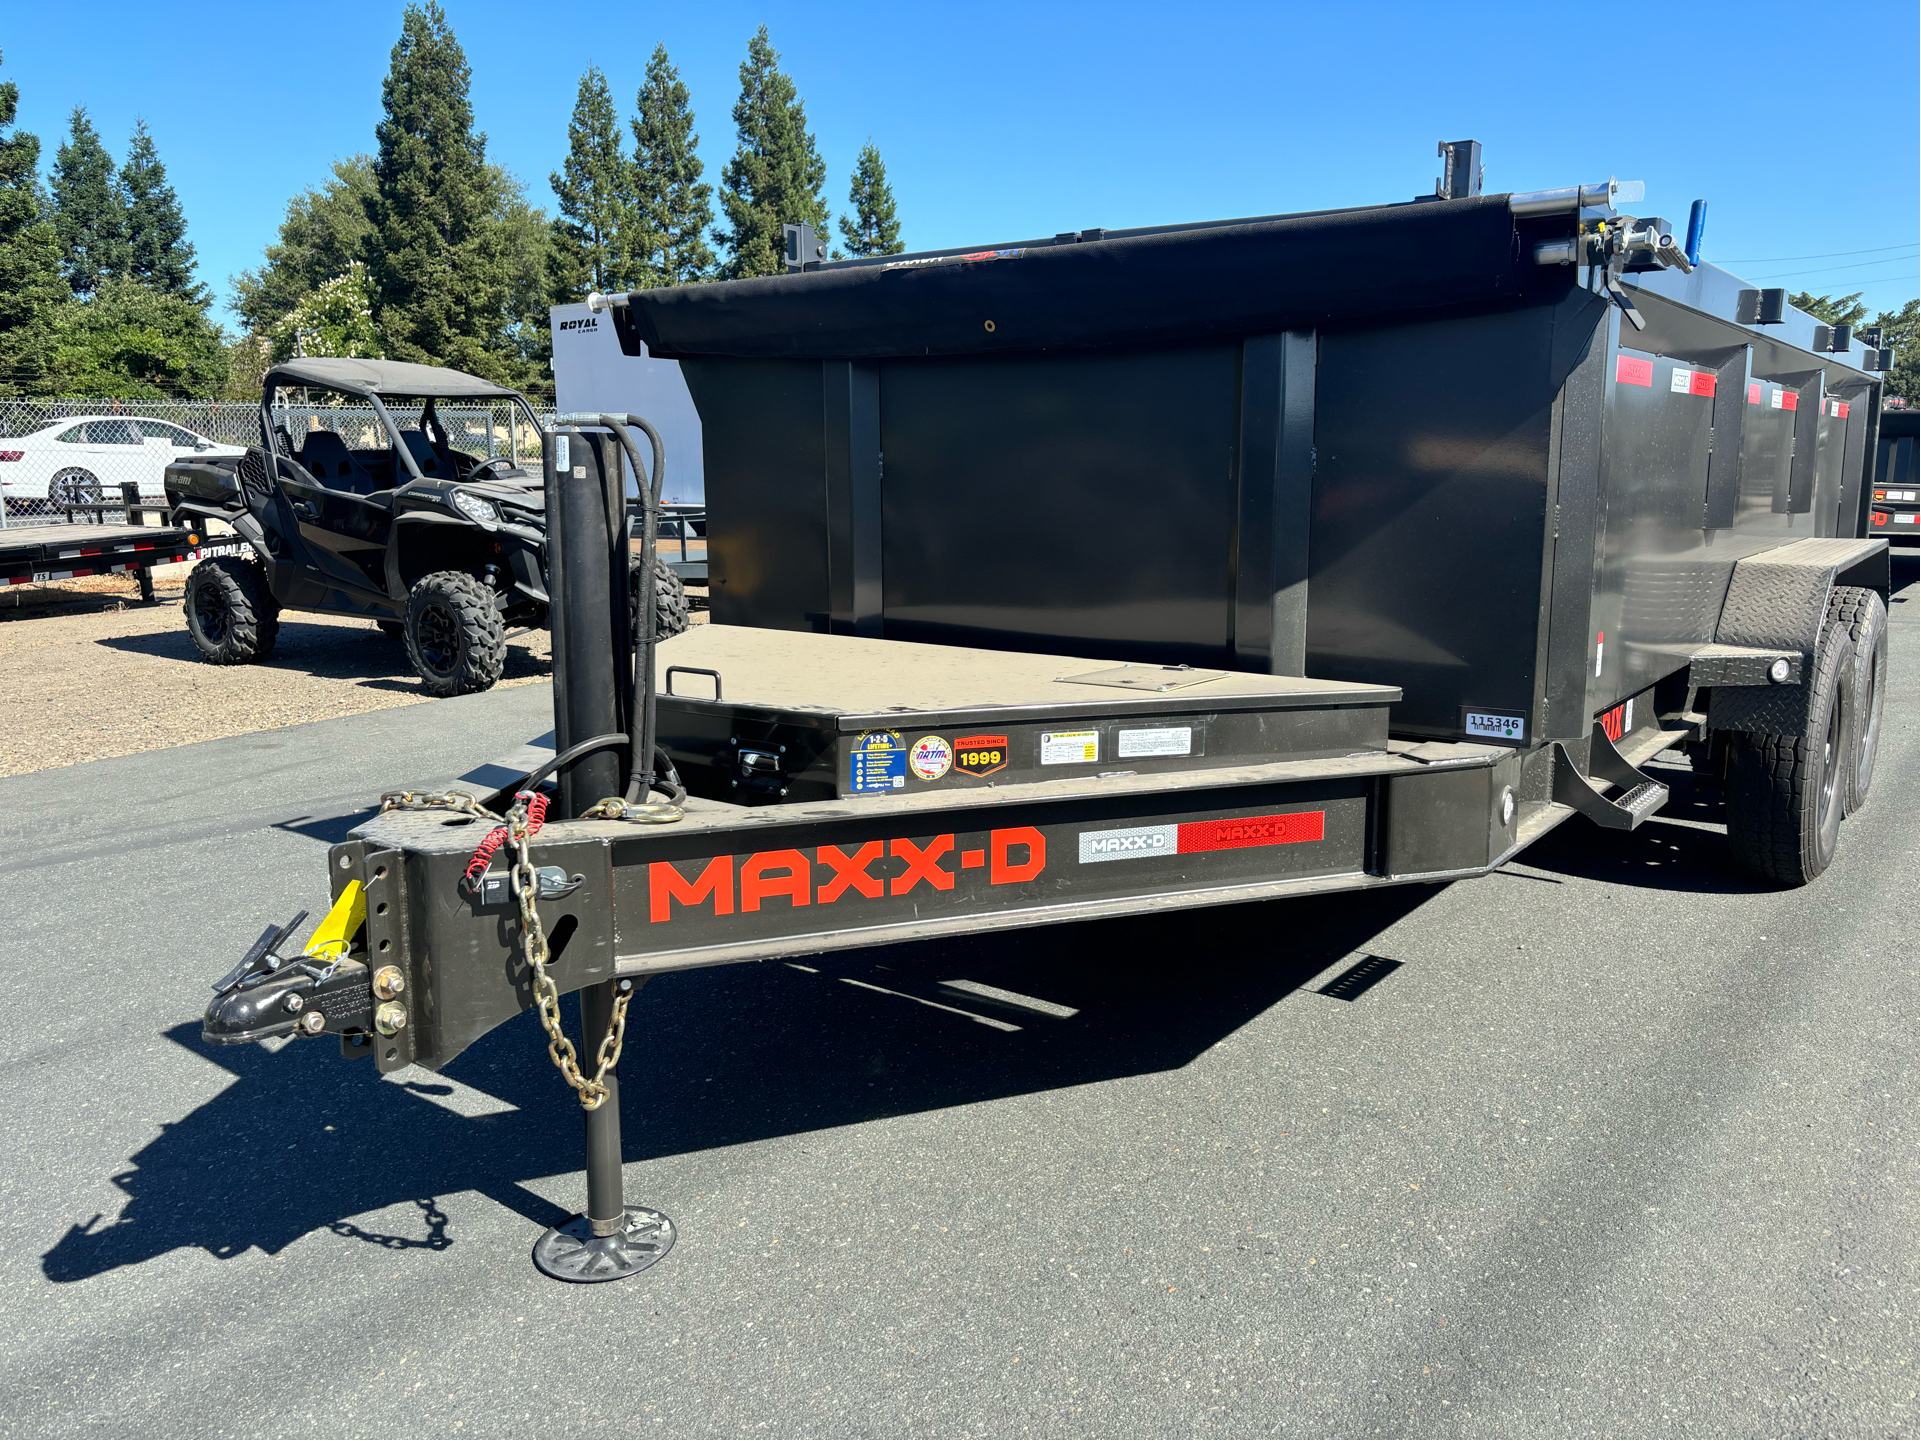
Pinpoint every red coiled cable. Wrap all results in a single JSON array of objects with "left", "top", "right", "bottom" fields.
[{"left": 462, "top": 791, "right": 552, "bottom": 888}]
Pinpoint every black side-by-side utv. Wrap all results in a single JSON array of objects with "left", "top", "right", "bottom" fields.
[{"left": 163, "top": 357, "right": 688, "bottom": 695}]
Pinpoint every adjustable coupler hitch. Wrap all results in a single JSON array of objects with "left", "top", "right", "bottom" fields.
[{"left": 202, "top": 884, "right": 383, "bottom": 1046}]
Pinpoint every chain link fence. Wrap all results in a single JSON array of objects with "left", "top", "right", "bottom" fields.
[{"left": 0, "top": 398, "right": 554, "bottom": 527}]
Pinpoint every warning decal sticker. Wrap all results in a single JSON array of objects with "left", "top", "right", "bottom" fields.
[
  {"left": 1616, "top": 356, "right": 1654, "bottom": 387},
  {"left": 1117, "top": 726, "right": 1193, "bottom": 759},
  {"left": 1078, "top": 810, "right": 1325, "bottom": 865},
  {"left": 1040, "top": 730, "right": 1099, "bottom": 765},
  {"left": 850, "top": 730, "right": 907, "bottom": 793}
]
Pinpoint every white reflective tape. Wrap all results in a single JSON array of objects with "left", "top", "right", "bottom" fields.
[{"left": 1078, "top": 824, "right": 1178, "bottom": 864}]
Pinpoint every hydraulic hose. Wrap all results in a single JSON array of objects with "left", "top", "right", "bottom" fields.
[{"left": 553, "top": 413, "right": 670, "bottom": 809}]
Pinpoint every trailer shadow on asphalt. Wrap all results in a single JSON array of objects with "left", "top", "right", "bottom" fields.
[{"left": 40, "top": 880, "right": 1443, "bottom": 1282}]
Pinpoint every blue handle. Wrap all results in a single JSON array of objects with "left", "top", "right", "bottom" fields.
[{"left": 1685, "top": 200, "right": 1707, "bottom": 267}]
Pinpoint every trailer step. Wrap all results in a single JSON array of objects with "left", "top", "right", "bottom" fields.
[{"left": 1550, "top": 726, "right": 1671, "bottom": 831}]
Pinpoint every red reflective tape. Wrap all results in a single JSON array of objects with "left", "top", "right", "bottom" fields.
[
  {"left": 1782, "top": 390, "right": 1798, "bottom": 411},
  {"left": 1176, "top": 811, "right": 1324, "bottom": 854},
  {"left": 1615, "top": 356, "right": 1653, "bottom": 387},
  {"left": 1748, "top": 382, "right": 1762, "bottom": 405},
  {"left": 1835, "top": 401, "right": 1850, "bottom": 419},
  {"left": 1689, "top": 371, "right": 1717, "bottom": 397}
]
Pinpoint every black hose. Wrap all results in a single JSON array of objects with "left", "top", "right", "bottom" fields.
[{"left": 515, "top": 732, "right": 630, "bottom": 798}]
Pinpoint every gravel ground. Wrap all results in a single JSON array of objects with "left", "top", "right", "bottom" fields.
[{"left": 0, "top": 564, "right": 703, "bottom": 778}]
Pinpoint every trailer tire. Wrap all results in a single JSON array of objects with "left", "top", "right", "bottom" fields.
[
  {"left": 183, "top": 556, "right": 280, "bottom": 664},
  {"left": 632, "top": 555, "right": 690, "bottom": 643},
  {"left": 1828, "top": 586, "right": 1886, "bottom": 815},
  {"left": 1724, "top": 615, "right": 1854, "bottom": 887},
  {"left": 403, "top": 571, "right": 505, "bottom": 697}
]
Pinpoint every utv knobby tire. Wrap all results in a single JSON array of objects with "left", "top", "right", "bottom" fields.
[
  {"left": 183, "top": 556, "right": 280, "bottom": 664},
  {"left": 1724, "top": 612, "right": 1855, "bottom": 887},
  {"left": 631, "top": 555, "right": 690, "bottom": 643},
  {"left": 1829, "top": 586, "right": 1887, "bottom": 816},
  {"left": 404, "top": 571, "right": 506, "bottom": 697}
]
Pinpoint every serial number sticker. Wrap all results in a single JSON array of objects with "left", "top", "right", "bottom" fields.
[
  {"left": 849, "top": 729, "right": 907, "bottom": 793},
  {"left": 1464, "top": 710, "right": 1525, "bottom": 741},
  {"left": 1117, "top": 726, "right": 1192, "bottom": 759},
  {"left": 1040, "top": 730, "right": 1099, "bottom": 765}
]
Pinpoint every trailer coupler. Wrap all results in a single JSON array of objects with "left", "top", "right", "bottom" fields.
[{"left": 202, "top": 883, "right": 382, "bottom": 1046}]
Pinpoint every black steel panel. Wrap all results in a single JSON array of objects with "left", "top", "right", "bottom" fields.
[
  {"left": 823, "top": 360, "right": 883, "bottom": 635},
  {"left": 877, "top": 346, "right": 1240, "bottom": 665},
  {"left": 1307, "top": 305, "right": 1563, "bottom": 740},
  {"left": 1232, "top": 331, "right": 1317, "bottom": 674},
  {"left": 681, "top": 358, "right": 831, "bottom": 631},
  {"left": 1541, "top": 292, "right": 1611, "bottom": 740}
]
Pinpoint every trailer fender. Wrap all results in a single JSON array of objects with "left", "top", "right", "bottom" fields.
[{"left": 1704, "top": 537, "right": 1888, "bottom": 735}]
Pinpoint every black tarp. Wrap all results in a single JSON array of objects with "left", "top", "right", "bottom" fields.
[{"left": 625, "top": 195, "right": 1533, "bottom": 360}]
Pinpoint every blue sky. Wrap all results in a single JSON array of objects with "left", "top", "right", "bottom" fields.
[{"left": 5, "top": 0, "right": 1917, "bottom": 325}]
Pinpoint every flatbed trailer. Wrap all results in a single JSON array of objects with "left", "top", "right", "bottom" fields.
[
  {"left": 0, "top": 515, "right": 236, "bottom": 599},
  {"left": 201, "top": 143, "right": 1892, "bottom": 1283}
]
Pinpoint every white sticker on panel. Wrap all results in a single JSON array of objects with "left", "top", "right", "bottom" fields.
[
  {"left": 1117, "top": 726, "right": 1192, "bottom": 759},
  {"left": 1464, "top": 710, "right": 1525, "bottom": 741},
  {"left": 1040, "top": 730, "right": 1100, "bottom": 765},
  {"left": 1670, "top": 366, "right": 1692, "bottom": 394}
]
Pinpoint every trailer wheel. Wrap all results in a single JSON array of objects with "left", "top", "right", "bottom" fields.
[
  {"left": 631, "top": 555, "right": 690, "bottom": 643},
  {"left": 1724, "top": 616, "right": 1854, "bottom": 886},
  {"left": 403, "top": 571, "right": 505, "bottom": 697},
  {"left": 183, "top": 556, "right": 280, "bottom": 664},
  {"left": 1829, "top": 586, "right": 1887, "bottom": 815}
]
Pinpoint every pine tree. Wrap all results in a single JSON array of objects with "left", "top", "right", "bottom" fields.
[
  {"left": 838, "top": 141, "right": 903, "bottom": 258},
  {"left": 119, "top": 119, "right": 204, "bottom": 302},
  {"left": 715, "top": 26, "right": 826, "bottom": 280},
  {"left": 1873, "top": 298, "right": 1918, "bottom": 407},
  {"left": 51, "top": 107, "right": 125, "bottom": 297},
  {"left": 631, "top": 42, "right": 714, "bottom": 286},
  {"left": 231, "top": 156, "right": 376, "bottom": 335},
  {"left": 0, "top": 49, "right": 67, "bottom": 395},
  {"left": 364, "top": 2, "right": 504, "bottom": 377},
  {"left": 1790, "top": 291, "right": 1868, "bottom": 329},
  {"left": 549, "top": 64, "right": 634, "bottom": 299}
]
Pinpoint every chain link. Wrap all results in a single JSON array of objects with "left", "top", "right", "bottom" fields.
[
  {"left": 380, "top": 787, "right": 627, "bottom": 1110},
  {"left": 580, "top": 795, "right": 685, "bottom": 824}
]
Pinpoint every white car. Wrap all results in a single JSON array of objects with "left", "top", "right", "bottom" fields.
[{"left": 0, "top": 416, "right": 245, "bottom": 510}]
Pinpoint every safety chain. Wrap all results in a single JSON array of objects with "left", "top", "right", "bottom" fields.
[{"left": 377, "top": 787, "right": 627, "bottom": 1111}]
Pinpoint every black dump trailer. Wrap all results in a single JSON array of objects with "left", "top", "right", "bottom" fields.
[
  {"left": 203, "top": 149, "right": 1892, "bottom": 1281},
  {"left": 1871, "top": 407, "right": 1918, "bottom": 542}
]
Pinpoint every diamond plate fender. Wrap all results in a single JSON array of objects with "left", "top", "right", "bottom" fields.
[{"left": 1706, "top": 537, "right": 1887, "bottom": 734}]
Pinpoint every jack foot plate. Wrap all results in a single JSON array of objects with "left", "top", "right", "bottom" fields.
[{"left": 533, "top": 1206, "right": 675, "bottom": 1283}]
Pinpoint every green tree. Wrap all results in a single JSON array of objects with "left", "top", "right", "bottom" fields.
[
  {"left": 631, "top": 42, "right": 714, "bottom": 286},
  {"left": 549, "top": 64, "right": 634, "bottom": 299},
  {"left": 1790, "top": 291, "right": 1868, "bottom": 329},
  {"left": 0, "top": 49, "right": 67, "bottom": 394},
  {"left": 838, "top": 140, "right": 903, "bottom": 257},
  {"left": 494, "top": 168, "right": 557, "bottom": 395},
  {"left": 119, "top": 119, "right": 203, "bottom": 302},
  {"left": 230, "top": 156, "right": 376, "bottom": 334},
  {"left": 715, "top": 25, "right": 826, "bottom": 280},
  {"left": 1872, "top": 298, "right": 1918, "bottom": 407},
  {"left": 364, "top": 2, "right": 505, "bottom": 378},
  {"left": 50, "top": 107, "right": 125, "bottom": 297},
  {"left": 271, "top": 261, "right": 381, "bottom": 361},
  {"left": 48, "top": 276, "right": 228, "bottom": 398}
]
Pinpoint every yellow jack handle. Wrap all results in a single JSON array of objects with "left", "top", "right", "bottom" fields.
[{"left": 306, "top": 880, "right": 367, "bottom": 961}]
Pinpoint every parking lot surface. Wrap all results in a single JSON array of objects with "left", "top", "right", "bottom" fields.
[{"left": 0, "top": 557, "right": 1913, "bottom": 1438}]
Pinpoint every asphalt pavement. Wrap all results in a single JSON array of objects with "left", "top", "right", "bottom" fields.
[{"left": 1, "top": 556, "right": 1914, "bottom": 1439}]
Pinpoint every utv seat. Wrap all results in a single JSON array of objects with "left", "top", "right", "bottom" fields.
[
  {"left": 398, "top": 431, "right": 450, "bottom": 481},
  {"left": 300, "top": 430, "right": 382, "bottom": 495}
]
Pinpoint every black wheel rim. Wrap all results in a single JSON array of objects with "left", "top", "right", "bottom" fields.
[
  {"left": 194, "top": 582, "right": 231, "bottom": 643},
  {"left": 416, "top": 602, "right": 461, "bottom": 676},
  {"left": 1820, "top": 677, "right": 1845, "bottom": 823},
  {"left": 1857, "top": 646, "right": 1882, "bottom": 788}
]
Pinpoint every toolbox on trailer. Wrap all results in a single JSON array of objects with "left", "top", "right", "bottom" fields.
[{"left": 201, "top": 143, "right": 1893, "bottom": 1282}]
